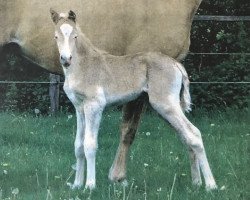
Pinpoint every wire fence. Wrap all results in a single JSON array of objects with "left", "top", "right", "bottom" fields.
[
  {"left": 0, "top": 81, "right": 249, "bottom": 85},
  {"left": 193, "top": 15, "right": 250, "bottom": 21}
]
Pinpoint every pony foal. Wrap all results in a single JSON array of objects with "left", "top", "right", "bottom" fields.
[{"left": 50, "top": 9, "right": 217, "bottom": 191}]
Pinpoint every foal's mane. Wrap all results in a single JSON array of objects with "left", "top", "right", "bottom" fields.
[{"left": 75, "top": 25, "right": 107, "bottom": 55}]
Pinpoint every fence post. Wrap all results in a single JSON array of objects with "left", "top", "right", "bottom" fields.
[{"left": 49, "top": 73, "right": 60, "bottom": 115}]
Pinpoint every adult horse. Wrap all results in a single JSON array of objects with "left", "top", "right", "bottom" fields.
[{"left": 0, "top": 0, "right": 203, "bottom": 186}]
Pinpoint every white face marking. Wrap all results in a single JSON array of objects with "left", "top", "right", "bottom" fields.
[
  {"left": 60, "top": 23, "right": 73, "bottom": 37},
  {"left": 59, "top": 24, "right": 74, "bottom": 61},
  {"left": 59, "top": 13, "right": 67, "bottom": 18}
]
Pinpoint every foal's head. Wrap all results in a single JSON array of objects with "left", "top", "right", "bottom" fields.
[{"left": 50, "top": 9, "right": 78, "bottom": 67}]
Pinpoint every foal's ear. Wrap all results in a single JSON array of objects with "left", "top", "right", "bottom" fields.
[
  {"left": 50, "top": 8, "right": 60, "bottom": 24},
  {"left": 68, "top": 10, "right": 76, "bottom": 23}
]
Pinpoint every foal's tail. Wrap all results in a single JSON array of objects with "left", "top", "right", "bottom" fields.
[{"left": 176, "top": 63, "right": 192, "bottom": 112}]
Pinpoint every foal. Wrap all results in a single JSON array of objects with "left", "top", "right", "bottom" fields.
[{"left": 50, "top": 9, "right": 217, "bottom": 191}]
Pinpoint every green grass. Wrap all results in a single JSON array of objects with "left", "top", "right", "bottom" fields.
[{"left": 0, "top": 109, "right": 249, "bottom": 200}]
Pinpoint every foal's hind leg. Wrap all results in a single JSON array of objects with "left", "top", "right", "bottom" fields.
[
  {"left": 109, "top": 98, "right": 145, "bottom": 182},
  {"left": 150, "top": 99, "right": 217, "bottom": 191}
]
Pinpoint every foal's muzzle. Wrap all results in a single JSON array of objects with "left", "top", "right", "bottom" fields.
[{"left": 60, "top": 55, "right": 72, "bottom": 67}]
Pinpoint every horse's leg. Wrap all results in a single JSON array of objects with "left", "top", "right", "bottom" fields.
[
  {"left": 83, "top": 101, "right": 104, "bottom": 190},
  {"left": 71, "top": 110, "right": 85, "bottom": 189},
  {"left": 109, "top": 97, "right": 145, "bottom": 182},
  {"left": 149, "top": 98, "right": 217, "bottom": 191}
]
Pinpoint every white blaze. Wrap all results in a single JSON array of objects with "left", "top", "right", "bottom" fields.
[{"left": 60, "top": 23, "right": 73, "bottom": 59}]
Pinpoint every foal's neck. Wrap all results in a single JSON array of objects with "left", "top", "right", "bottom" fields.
[{"left": 76, "top": 26, "right": 102, "bottom": 57}]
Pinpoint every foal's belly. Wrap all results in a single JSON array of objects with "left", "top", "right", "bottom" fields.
[
  {"left": 63, "top": 76, "right": 148, "bottom": 108},
  {"left": 104, "top": 84, "right": 148, "bottom": 106},
  {"left": 105, "top": 91, "right": 142, "bottom": 106}
]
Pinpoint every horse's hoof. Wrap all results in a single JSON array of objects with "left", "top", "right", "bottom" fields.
[
  {"left": 120, "top": 179, "right": 128, "bottom": 187},
  {"left": 108, "top": 168, "right": 126, "bottom": 183}
]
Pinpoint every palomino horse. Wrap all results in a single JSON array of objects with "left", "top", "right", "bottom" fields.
[
  {"left": 1, "top": 0, "right": 202, "bottom": 187},
  {"left": 50, "top": 10, "right": 217, "bottom": 191}
]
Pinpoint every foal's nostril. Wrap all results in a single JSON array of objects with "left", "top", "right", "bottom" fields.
[
  {"left": 60, "top": 55, "right": 72, "bottom": 61},
  {"left": 60, "top": 55, "right": 71, "bottom": 67}
]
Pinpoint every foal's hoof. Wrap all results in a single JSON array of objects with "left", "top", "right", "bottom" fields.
[
  {"left": 205, "top": 182, "right": 218, "bottom": 191},
  {"left": 192, "top": 179, "right": 202, "bottom": 187},
  {"left": 67, "top": 182, "right": 83, "bottom": 190},
  {"left": 85, "top": 180, "right": 96, "bottom": 190}
]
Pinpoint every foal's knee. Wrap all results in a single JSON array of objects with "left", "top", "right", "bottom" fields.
[
  {"left": 186, "top": 130, "right": 204, "bottom": 153},
  {"left": 75, "top": 141, "right": 84, "bottom": 158},
  {"left": 84, "top": 135, "right": 97, "bottom": 158}
]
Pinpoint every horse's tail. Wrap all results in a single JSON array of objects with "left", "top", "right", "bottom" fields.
[{"left": 176, "top": 63, "right": 192, "bottom": 112}]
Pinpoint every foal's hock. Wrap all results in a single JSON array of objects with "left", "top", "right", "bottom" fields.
[{"left": 50, "top": 9, "right": 217, "bottom": 191}]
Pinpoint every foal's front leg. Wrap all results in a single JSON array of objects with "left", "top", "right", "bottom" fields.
[
  {"left": 71, "top": 110, "right": 85, "bottom": 189},
  {"left": 83, "top": 101, "right": 104, "bottom": 189}
]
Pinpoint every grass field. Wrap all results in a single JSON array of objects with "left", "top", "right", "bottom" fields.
[{"left": 0, "top": 109, "right": 249, "bottom": 200}]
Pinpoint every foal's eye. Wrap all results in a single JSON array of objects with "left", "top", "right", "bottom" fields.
[
  {"left": 74, "top": 35, "right": 78, "bottom": 39},
  {"left": 54, "top": 36, "right": 58, "bottom": 40}
]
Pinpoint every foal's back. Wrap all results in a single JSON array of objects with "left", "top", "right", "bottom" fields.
[
  {"left": 105, "top": 52, "right": 183, "bottom": 83},
  {"left": 100, "top": 52, "right": 184, "bottom": 104}
]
